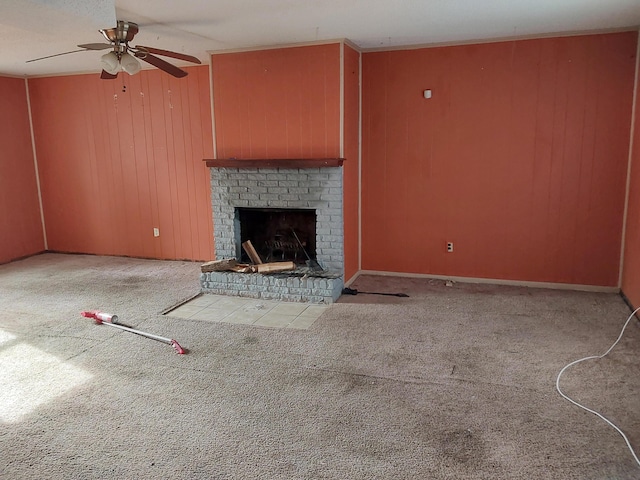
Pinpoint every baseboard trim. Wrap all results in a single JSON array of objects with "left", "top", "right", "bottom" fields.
[
  {"left": 0, "top": 250, "right": 47, "bottom": 267},
  {"left": 620, "top": 291, "right": 635, "bottom": 311},
  {"left": 344, "top": 271, "right": 360, "bottom": 287},
  {"left": 356, "top": 270, "right": 619, "bottom": 293}
]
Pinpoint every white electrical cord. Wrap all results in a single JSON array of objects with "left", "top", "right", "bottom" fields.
[{"left": 556, "top": 305, "right": 640, "bottom": 468}]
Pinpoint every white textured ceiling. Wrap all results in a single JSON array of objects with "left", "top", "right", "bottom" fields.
[{"left": 1, "top": 0, "right": 639, "bottom": 77}]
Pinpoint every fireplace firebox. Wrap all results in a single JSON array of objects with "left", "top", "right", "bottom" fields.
[{"left": 237, "top": 208, "right": 316, "bottom": 264}]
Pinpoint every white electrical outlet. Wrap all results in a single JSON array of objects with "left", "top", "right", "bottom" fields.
[
  {"left": 447, "top": 242, "right": 454, "bottom": 252},
  {"left": 153, "top": 228, "right": 160, "bottom": 237}
]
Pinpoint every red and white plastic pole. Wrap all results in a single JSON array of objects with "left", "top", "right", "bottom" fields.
[{"left": 81, "top": 311, "right": 185, "bottom": 354}]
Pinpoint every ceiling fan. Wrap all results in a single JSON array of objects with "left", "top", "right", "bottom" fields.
[{"left": 27, "top": 20, "right": 201, "bottom": 79}]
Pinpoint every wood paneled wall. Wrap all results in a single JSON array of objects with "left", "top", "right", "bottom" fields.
[
  {"left": 343, "top": 44, "right": 361, "bottom": 281},
  {"left": 14, "top": 32, "right": 637, "bottom": 287},
  {"left": 212, "top": 44, "right": 341, "bottom": 158},
  {"left": 621, "top": 38, "right": 640, "bottom": 305},
  {"left": 362, "top": 32, "right": 637, "bottom": 286},
  {"left": 0, "top": 76, "right": 44, "bottom": 263},
  {"left": 211, "top": 43, "right": 362, "bottom": 276},
  {"left": 28, "top": 66, "right": 214, "bottom": 261}
]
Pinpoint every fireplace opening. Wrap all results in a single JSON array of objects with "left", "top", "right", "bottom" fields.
[{"left": 236, "top": 208, "right": 317, "bottom": 265}]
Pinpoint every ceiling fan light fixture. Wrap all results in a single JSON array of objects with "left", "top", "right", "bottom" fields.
[
  {"left": 28, "top": 21, "right": 198, "bottom": 79},
  {"left": 121, "top": 52, "right": 141, "bottom": 75},
  {"left": 101, "top": 52, "right": 120, "bottom": 74}
]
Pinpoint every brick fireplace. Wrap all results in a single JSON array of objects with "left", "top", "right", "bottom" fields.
[{"left": 201, "top": 160, "right": 345, "bottom": 303}]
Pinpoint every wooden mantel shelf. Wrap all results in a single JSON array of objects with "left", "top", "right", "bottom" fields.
[{"left": 204, "top": 158, "right": 344, "bottom": 168}]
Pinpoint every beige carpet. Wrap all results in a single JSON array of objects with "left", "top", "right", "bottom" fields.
[{"left": 0, "top": 253, "right": 639, "bottom": 479}]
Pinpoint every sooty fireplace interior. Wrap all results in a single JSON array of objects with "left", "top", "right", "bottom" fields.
[{"left": 237, "top": 208, "right": 316, "bottom": 264}]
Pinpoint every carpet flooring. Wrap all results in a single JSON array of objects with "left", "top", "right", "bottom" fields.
[{"left": 0, "top": 253, "right": 639, "bottom": 479}]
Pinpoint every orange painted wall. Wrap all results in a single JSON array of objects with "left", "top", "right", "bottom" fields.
[
  {"left": 362, "top": 32, "right": 637, "bottom": 286},
  {"left": 212, "top": 44, "right": 341, "bottom": 158},
  {"left": 343, "top": 44, "right": 360, "bottom": 282},
  {"left": 28, "top": 66, "right": 214, "bottom": 261},
  {"left": 0, "top": 76, "right": 45, "bottom": 263},
  {"left": 621, "top": 38, "right": 640, "bottom": 306},
  {"left": 212, "top": 43, "right": 363, "bottom": 275}
]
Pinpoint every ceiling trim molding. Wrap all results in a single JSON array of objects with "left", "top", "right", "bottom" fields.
[
  {"left": 0, "top": 72, "right": 29, "bottom": 79},
  {"left": 360, "top": 26, "right": 640, "bottom": 53},
  {"left": 22, "top": 63, "right": 208, "bottom": 79},
  {"left": 207, "top": 38, "right": 348, "bottom": 56},
  {"left": 343, "top": 38, "right": 361, "bottom": 53}
]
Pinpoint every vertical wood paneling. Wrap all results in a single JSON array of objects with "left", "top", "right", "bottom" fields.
[
  {"left": 0, "top": 77, "right": 44, "bottom": 263},
  {"left": 621, "top": 33, "right": 640, "bottom": 305},
  {"left": 362, "top": 32, "right": 637, "bottom": 286},
  {"left": 212, "top": 44, "right": 341, "bottom": 159},
  {"left": 343, "top": 44, "right": 360, "bottom": 281},
  {"left": 28, "top": 65, "right": 214, "bottom": 261}
]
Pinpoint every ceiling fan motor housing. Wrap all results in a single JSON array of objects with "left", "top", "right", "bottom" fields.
[{"left": 100, "top": 21, "right": 139, "bottom": 44}]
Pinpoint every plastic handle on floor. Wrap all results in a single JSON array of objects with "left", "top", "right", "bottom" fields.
[
  {"left": 80, "top": 310, "right": 119, "bottom": 324},
  {"left": 82, "top": 311, "right": 185, "bottom": 354},
  {"left": 171, "top": 340, "right": 185, "bottom": 354}
]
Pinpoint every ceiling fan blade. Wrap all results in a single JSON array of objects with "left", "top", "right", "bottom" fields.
[
  {"left": 135, "top": 45, "right": 201, "bottom": 64},
  {"left": 26, "top": 49, "right": 88, "bottom": 63},
  {"left": 78, "top": 43, "right": 113, "bottom": 50},
  {"left": 135, "top": 52, "right": 188, "bottom": 78},
  {"left": 100, "top": 70, "right": 118, "bottom": 80}
]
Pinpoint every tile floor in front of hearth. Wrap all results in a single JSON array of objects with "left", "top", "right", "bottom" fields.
[{"left": 165, "top": 294, "right": 329, "bottom": 329}]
